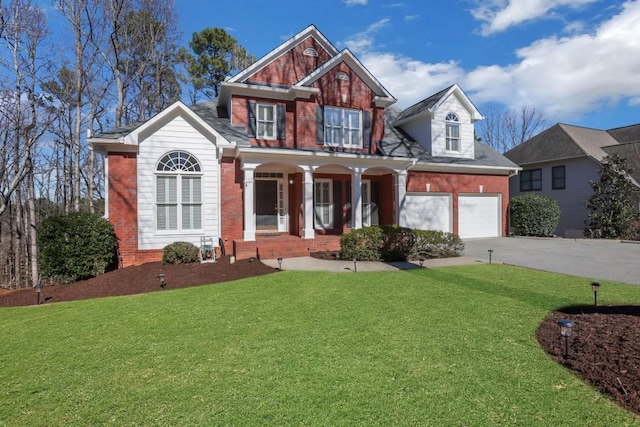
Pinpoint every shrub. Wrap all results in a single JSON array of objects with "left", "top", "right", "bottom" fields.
[
  {"left": 162, "top": 241, "right": 200, "bottom": 264},
  {"left": 510, "top": 193, "right": 560, "bottom": 237},
  {"left": 621, "top": 218, "right": 640, "bottom": 241},
  {"left": 340, "top": 227, "right": 384, "bottom": 261},
  {"left": 39, "top": 212, "right": 118, "bottom": 283},
  {"left": 341, "top": 226, "right": 463, "bottom": 262},
  {"left": 410, "top": 229, "right": 465, "bottom": 259}
]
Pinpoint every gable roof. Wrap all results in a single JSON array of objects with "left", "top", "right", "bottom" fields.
[
  {"left": 504, "top": 123, "right": 619, "bottom": 165},
  {"left": 228, "top": 25, "right": 339, "bottom": 85},
  {"left": 393, "top": 84, "right": 483, "bottom": 125},
  {"left": 602, "top": 142, "right": 640, "bottom": 185},
  {"left": 380, "top": 106, "right": 519, "bottom": 170},
  {"left": 295, "top": 49, "right": 396, "bottom": 106},
  {"left": 608, "top": 123, "right": 640, "bottom": 144}
]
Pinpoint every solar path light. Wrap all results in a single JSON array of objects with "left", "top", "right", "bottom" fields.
[
  {"left": 158, "top": 272, "right": 166, "bottom": 289},
  {"left": 591, "top": 282, "right": 601, "bottom": 310},
  {"left": 558, "top": 319, "right": 575, "bottom": 358},
  {"left": 277, "top": 257, "right": 283, "bottom": 270}
]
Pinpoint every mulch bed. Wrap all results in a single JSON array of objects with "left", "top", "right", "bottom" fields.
[
  {"left": 536, "top": 306, "right": 640, "bottom": 414},
  {"left": 1, "top": 257, "right": 638, "bottom": 416},
  {"left": 0, "top": 256, "right": 276, "bottom": 307}
]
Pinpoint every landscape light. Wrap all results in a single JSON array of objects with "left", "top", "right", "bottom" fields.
[
  {"left": 158, "top": 272, "right": 166, "bottom": 289},
  {"left": 558, "top": 319, "right": 575, "bottom": 358},
  {"left": 277, "top": 257, "right": 283, "bottom": 270},
  {"left": 353, "top": 256, "right": 357, "bottom": 273},
  {"left": 419, "top": 257, "right": 425, "bottom": 268},
  {"left": 35, "top": 283, "right": 42, "bottom": 305},
  {"left": 488, "top": 249, "right": 494, "bottom": 264},
  {"left": 591, "top": 282, "right": 601, "bottom": 310}
]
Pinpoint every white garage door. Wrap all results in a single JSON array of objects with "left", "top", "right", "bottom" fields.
[
  {"left": 403, "top": 193, "right": 452, "bottom": 232},
  {"left": 458, "top": 195, "right": 501, "bottom": 238}
]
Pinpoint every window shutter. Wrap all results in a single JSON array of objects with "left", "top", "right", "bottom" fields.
[
  {"left": 363, "top": 111, "right": 372, "bottom": 149},
  {"left": 277, "top": 105, "right": 286, "bottom": 140},
  {"left": 333, "top": 180, "right": 342, "bottom": 229},
  {"left": 316, "top": 105, "right": 324, "bottom": 145},
  {"left": 247, "top": 102, "right": 256, "bottom": 137}
]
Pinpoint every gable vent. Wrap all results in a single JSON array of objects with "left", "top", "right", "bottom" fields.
[
  {"left": 336, "top": 72, "right": 350, "bottom": 81},
  {"left": 303, "top": 47, "right": 319, "bottom": 57}
]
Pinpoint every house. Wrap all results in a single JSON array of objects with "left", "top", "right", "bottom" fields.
[
  {"left": 89, "top": 25, "right": 519, "bottom": 267},
  {"left": 504, "top": 123, "right": 640, "bottom": 237}
]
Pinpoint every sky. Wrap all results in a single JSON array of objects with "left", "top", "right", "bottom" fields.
[{"left": 175, "top": 0, "right": 640, "bottom": 131}]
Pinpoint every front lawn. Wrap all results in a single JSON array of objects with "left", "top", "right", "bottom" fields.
[{"left": 1, "top": 264, "right": 639, "bottom": 426}]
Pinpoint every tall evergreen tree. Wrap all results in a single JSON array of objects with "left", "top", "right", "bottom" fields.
[{"left": 585, "top": 154, "right": 638, "bottom": 238}]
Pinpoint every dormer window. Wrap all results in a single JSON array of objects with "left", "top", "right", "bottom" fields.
[
  {"left": 303, "top": 48, "right": 319, "bottom": 57},
  {"left": 445, "top": 113, "right": 460, "bottom": 152}
]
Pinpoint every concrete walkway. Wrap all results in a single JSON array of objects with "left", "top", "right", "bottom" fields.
[{"left": 261, "top": 255, "right": 480, "bottom": 273}]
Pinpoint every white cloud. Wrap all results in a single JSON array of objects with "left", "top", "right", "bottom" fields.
[
  {"left": 404, "top": 14, "right": 421, "bottom": 21},
  {"left": 465, "top": 1, "right": 640, "bottom": 119},
  {"left": 471, "top": 0, "right": 598, "bottom": 35},
  {"left": 344, "top": 0, "right": 368, "bottom": 5}
]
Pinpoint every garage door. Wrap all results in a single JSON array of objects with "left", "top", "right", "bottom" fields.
[
  {"left": 403, "top": 193, "right": 452, "bottom": 232},
  {"left": 458, "top": 195, "right": 501, "bottom": 238}
]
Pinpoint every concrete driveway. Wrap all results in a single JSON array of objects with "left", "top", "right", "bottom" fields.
[{"left": 463, "top": 237, "right": 640, "bottom": 285}]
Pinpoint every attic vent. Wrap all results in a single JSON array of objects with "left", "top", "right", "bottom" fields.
[
  {"left": 303, "top": 48, "right": 319, "bottom": 57},
  {"left": 336, "top": 72, "right": 350, "bottom": 81}
]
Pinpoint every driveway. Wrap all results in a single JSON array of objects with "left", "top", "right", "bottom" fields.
[{"left": 463, "top": 237, "right": 640, "bottom": 285}]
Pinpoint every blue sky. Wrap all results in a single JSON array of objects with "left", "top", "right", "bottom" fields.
[{"left": 176, "top": 0, "right": 640, "bottom": 131}]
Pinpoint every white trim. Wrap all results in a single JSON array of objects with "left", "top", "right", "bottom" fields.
[
  {"left": 257, "top": 103, "right": 277, "bottom": 140},
  {"left": 314, "top": 178, "right": 333, "bottom": 229}
]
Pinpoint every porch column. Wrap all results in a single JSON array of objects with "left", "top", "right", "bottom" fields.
[
  {"left": 243, "top": 165, "right": 256, "bottom": 241},
  {"left": 302, "top": 167, "right": 315, "bottom": 239},
  {"left": 352, "top": 168, "right": 363, "bottom": 229},
  {"left": 396, "top": 170, "right": 407, "bottom": 226}
]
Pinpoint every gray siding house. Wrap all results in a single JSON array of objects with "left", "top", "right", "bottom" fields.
[{"left": 504, "top": 123, "right": 640, "bottom": 237}]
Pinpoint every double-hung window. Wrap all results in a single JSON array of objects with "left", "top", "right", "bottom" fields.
[
  {"left": 520, "top": 168, "right": 542, "bottom": 191},
  {"left": 552, "top": 166, "right": 566, "bottom": 190},
  {"left": 445, "top": 113, "right": 460, "bottom": 152},
  {"left": 156, "top": 151, "right": 202, "bottom": 231},
  {"left": 257, "top": 104, "right": 276, "bottom": 139},
  {"left": 325, "top": 107, "right": 362, "bottom": 148}
]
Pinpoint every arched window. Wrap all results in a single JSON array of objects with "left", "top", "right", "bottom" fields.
[
  {"left": 156, "top": 151, "right": 202, "bottom": 231},
  {"left": 303, "top": 47, "right": 319, "bottom": 57},
  {"left": 336, "top": 71, "right": 350, "bottom": 81},
  {"left": 445, "top": 113, "right": 460, "bottom": 152}
]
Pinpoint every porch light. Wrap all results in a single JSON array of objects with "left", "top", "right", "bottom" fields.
[
  {"left": 158, "top": 272, "right": 166, "bottom": 289},
  {"left": 558, "top": 319, "right": 575, "bottom": 358},
  {"left": 488, "top": 249, "right": 494, "bottom": 264},
  {"left": 35, "top": 283, "right": 43, "bottom": 305},
  {"left": 591, "top": 282, "right": 600, "bottom": 310},
  {"left": 277, "top": 257, "right": 283, "bottom": 270},
  {"left": 353, "top": 256, "right": 357, "bottom": 273}
]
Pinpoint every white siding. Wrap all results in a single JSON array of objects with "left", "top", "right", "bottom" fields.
[
  {"left": 508, "top": 158, "right": 599, "bottom": 237},
  {"left": 431, "top": 94, "right": 475, "bottom": 159},
  {"left": 137, "top": 115, "right": 220, "bottom": 250},
  {"left": 402, "top": 119, "right": 432, "bottom": 152}
]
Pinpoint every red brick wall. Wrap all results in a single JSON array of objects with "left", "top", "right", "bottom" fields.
[
  {"left": 220, "top": 157, "right": 244, "bottom": 248},
  {"left": 407, "top": 171, "right": 510, "bottom": 236},
  {"left": 107, "top": 152, "right": 139, "bottom": 266},
  {"left": 247, "top": 36, "right": 332, "bottom": 86}
]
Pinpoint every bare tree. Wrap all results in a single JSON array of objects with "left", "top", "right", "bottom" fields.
[{"left": 477, "top": 105, "right": 547, "bottom": 153}]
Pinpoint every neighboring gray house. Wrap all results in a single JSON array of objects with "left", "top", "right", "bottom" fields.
[{"left": 504, "top": 123, "right": 640, "bottom": 237}]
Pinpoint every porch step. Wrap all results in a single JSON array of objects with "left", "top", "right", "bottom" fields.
[{"left": 233, "top": 234, "right": 342, "bottom": 260}]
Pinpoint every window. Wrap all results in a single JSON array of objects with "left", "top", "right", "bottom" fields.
[
  {"left": 445, "top": 113, "right": 460, "bottom": 152},
  {"left": 156, "top": 151, "right": 202, "bottom": 231},
  {"left": 362, "top": 180, "right": 371, "bottom": 227},
  {"left": 314, "top": 179, "right": 333, "bottom": 229},
  {"left": 257, "top": 104, "right": 276, "bottom": 139},
  {"left": 303, "top": 47, "right": 318, "bottom": 57},
  {"left": 552, "top": 166, "right": 566, "bottom": 190},
  {"left": 325, "top": 107, "right": 361, "bottom": 147},
  {"left": 520, "top": 168, "right": 542, "bottom": 191}
]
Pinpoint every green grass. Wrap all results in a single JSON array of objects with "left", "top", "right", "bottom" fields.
[{"left": 1, "top": 264, "right": 639, "bottom": 426}]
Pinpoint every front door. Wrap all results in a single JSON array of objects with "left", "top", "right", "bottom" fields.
[{"left": 255, "top": 179, "right": 286, "bottom": 231}]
